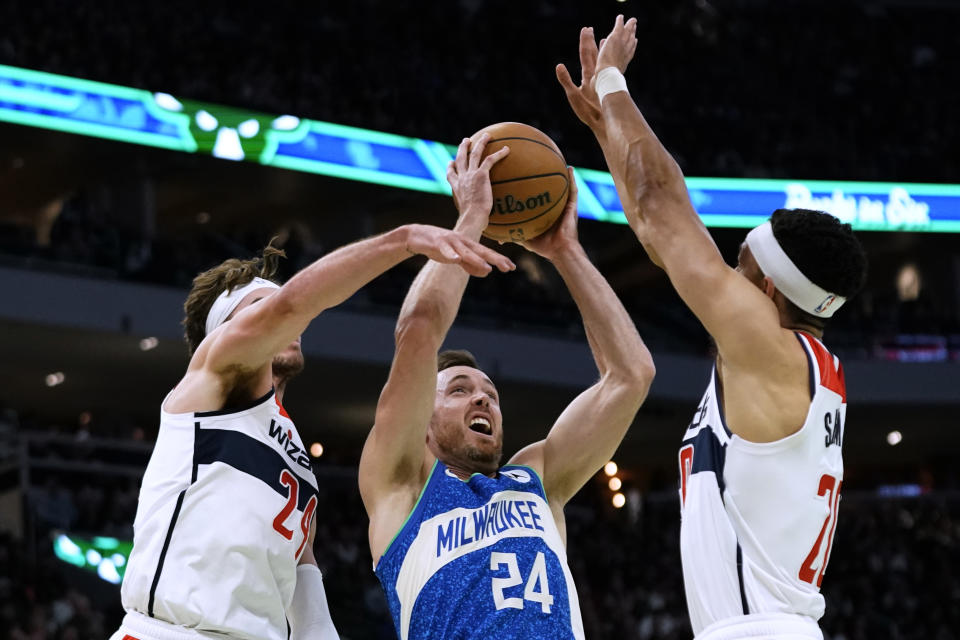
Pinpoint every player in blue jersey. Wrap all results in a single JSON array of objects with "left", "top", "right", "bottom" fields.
[{"left": 359, "top": 132, "right": 656, "bottom": 640}]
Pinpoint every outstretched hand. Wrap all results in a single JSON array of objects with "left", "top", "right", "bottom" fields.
[
  {"left": 519, "top": 167, "right": 580, "bottom": 261},
  {"left": 596, "top": 15, "right": 638, "bottom": 75},
  {"left": 556, "top": 27, "right": 604, "bottom": 135},
  {"left": 557, "top": 16, "right": 638, "bottom": 136},
  {"left": 405, "top": 224, "right": 515, "bottom": 277}
]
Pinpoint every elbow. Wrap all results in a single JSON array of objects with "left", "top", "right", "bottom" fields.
[
  {"left": 614, "top": 351, "right": 656, "bottom": 402},
  {"left": 394, "top": 300, "right": 445, "bottom": 350},
  {"left": 270, "top": 287, "right": 302, "bottom": 320},
  {"left": 624, "top": 139, "right": 685, "bottom": 205},
  {"left": 633, "top": 358, "right": 657, "bottom": 401}
]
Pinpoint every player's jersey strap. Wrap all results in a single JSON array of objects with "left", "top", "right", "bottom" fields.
[
  {"left": 795, "top": 331, "right": 846, "bottom": 402},
  {"left": 375, "top": 462, "right": 584, "bottom": 640}
]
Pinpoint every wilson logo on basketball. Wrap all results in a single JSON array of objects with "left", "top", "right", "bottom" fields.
[
  {"left": 492, "top": 192, "right": 552, "bottom": 215},
  {"left": 268, "top": 420, "right": 312, "bottom": 470}
]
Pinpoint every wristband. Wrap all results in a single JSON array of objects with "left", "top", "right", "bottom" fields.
[{"left": 594, "top": 67, "right": 629, "bottom": 103}]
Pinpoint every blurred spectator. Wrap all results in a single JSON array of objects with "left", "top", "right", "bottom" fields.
[{"left": 5, "top": 422, "right": 960, "bottom": 638}]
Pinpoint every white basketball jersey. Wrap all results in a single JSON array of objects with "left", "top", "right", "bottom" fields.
[
  {"left": 121, "top": 389, "right": 318, "bottom": 640},
  {"left": 678, "top": 332, "right": 846, "bottom": 637}
]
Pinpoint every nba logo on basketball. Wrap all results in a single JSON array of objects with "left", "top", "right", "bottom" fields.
[{"left": 814, "top": 295, "right": 837, "bottom": 314}]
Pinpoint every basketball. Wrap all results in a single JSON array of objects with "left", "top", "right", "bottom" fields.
[{"left": 469, "top": 122, "right": 570, "bottom": 243}]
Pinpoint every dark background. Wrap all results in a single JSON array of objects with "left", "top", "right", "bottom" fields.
[{"left": 0, "top": 1, "right": 958, "bottom": 638}]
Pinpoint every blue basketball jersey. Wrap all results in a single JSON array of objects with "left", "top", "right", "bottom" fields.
[{"left": 375, "top": 461, "right": 584, "bottom": 640}]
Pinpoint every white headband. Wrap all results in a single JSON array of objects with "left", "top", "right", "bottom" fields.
[
  {"left": 204, "top": 277, "right": 281, "bottom": 337},
  {"left": 745, "top": 221, "right": 846, "bottom": 318}
]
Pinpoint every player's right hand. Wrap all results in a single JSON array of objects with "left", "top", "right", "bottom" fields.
[
  {"left": 596, "top": 15, "right": 638, "bottom": 75},
  {"left": 404, "top": 224, "right": 515, "bottom": 277},
  {"left": 556, "top": 27, "right": 604, "bottom": 135},
  {"left": 447, "top": 132, "right": 510, "bottom": 222}
]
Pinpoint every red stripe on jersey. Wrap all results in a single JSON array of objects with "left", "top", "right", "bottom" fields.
[
  {"left": 803, "top": 334, "right": 846, "bottom": 402},
  {"left": 276, "top": 396, "right": 291, "bottom": 419},
  {"left": 122, "top": 635, "right": 141, "bottom": 640}
]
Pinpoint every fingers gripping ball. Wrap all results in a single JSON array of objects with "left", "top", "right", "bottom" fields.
[{"left": 471, "top": 122, "right": 570, "bottom": 243}]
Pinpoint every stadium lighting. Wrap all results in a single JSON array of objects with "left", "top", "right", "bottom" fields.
[
  {"left": 604, "top": 461, "right": 618, "bottom": 477},
  {"left": 310, "top": 442, "right": 324, "bottom": 457},
  {"left": 612, "top": 493, "right": 626, "bottom": 508},
  {"left": 45, "top": 372, "right": 65, "bottom": 387},
  {"left": 608, "top": 477, "right": 622, "bottom": 491},
  {"left": 139, "top": 337, "right": 159, "bottom": 351},
  {"left": 887, "top": 431, "right": 903, "bottom": 446}
]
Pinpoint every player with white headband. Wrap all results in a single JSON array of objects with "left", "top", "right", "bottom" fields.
[
  {"left": 111, "top": 134, "right": 515, "bottom": 640},
  {"left": 558, "top": 15, "right": 868, "bottom": 640}
]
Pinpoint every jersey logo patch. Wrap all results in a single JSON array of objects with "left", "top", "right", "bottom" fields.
[
  {"left": 501, "top": 469, "right": 531, "bottom": 483},
  {"left": 267, "top": 419, "right": 311, "bottom": 471}
]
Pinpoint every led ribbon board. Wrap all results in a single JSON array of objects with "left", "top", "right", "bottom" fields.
[{"left": 3, "top": 63, "right": 959, "bottom": 232}]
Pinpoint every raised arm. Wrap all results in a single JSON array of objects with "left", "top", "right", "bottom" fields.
[
  {"left": 197, "top": 222, "right": 510, "bottom": 377},
  {"left": 510, "top": 170, "right": 654, "bottom": 506},
  {"left": 558, "top": 16, "right": 785, "bottom": 368},
  {"left": 359, "top": 135, "right": 512, "bottom": 557}
]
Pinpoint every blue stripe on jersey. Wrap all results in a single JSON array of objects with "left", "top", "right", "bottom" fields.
[
  {"left": 194, "top": 425, "right": 317, "bottom": 511},
  {"left": 682, "top": 419, "right": 728, "bottom": 495},
  {"left": 794, "top": 332, "right": 816, "bottom": 399},
  {"left": 375, "top": 462, "right": 579, "bottom": 640},
  {"left": 736, "top": 544, "right": 749, "bottom": 614}
]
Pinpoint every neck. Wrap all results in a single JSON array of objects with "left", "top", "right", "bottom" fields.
[
  {"left": 775, "top": 294, "right": 825, "bottom": 339},
  {"left": 273, "top": 375, "right": 289, "bottom": 404},
  {"left": 785, "top": 323, "right": 823, "bottom": 340}
]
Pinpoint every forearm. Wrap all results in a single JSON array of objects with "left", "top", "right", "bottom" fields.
[
  {"left": 396, "top": 212, "right": 485, "bottom": 343},
  {"left": 276, "top": 226, "right": 412, "bottom": 318},
  {"left": 594, "top": 93, "right": 725, "bottom": 275},
  {"left": 551, "top": 246, "right": 652, "bottom": 385}
]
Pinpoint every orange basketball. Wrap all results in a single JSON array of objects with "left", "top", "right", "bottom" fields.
[{"left": 469, "top": 122, "right": 569, "bottom": 243}]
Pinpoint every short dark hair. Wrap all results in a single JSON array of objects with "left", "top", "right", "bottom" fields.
[
  {"left": 438, "top": 349, "right": 479, "bottom": 372},
  {"left": 769, "top": 209, "right": 868, "bottom": 326},
  {"left": 182, "top": 240, "right": 285, "bottom": 355}
]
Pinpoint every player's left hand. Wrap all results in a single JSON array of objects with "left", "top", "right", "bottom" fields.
[{"left": 519, "top": 167, "right": 580, "bottom": 260}]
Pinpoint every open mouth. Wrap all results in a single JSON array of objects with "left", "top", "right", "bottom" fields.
[{"left": 468, "top": 416, "right": 493, "bottom": 436}]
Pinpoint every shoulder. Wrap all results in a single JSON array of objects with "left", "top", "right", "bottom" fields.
[{"left": 506, "top": 442, "right": 545, "bottom": 483}]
